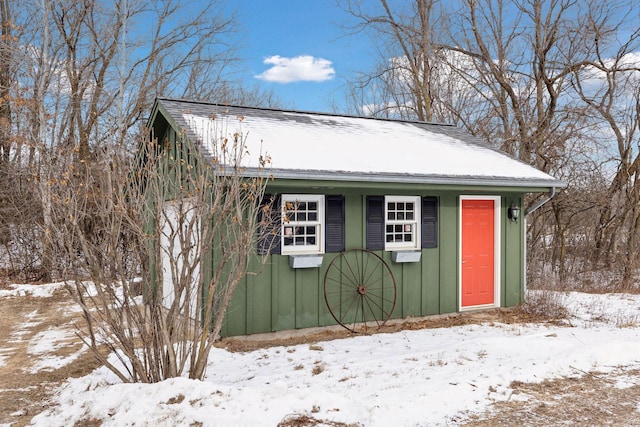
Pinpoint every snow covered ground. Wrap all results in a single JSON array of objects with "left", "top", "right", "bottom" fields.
[{"left": 3, "top": 283, "right": 640, "bottom": 426}]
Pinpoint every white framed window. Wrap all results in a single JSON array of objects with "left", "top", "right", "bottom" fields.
[
  {"left": 281, "top": 194, "right": 325, "bottom": 254},
  {"left": 385, "top": 195, "right": 421, "bottom": 250}
]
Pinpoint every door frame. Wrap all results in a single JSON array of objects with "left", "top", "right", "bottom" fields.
[{"left": 458, "top": 195, "right": 501, "bottom": 311}]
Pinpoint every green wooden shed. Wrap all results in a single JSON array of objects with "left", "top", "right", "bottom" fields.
[{"left": 148, "top": 97, "right": 566, "bottom": 337}]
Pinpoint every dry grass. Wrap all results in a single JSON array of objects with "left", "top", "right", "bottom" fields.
[
  {"left": 527, "top": 266, "right": 640, "bottom": 294},
  {"left": 278, "top": 413, "right": 361, "bottom": 427},
  {"left": 462, "top": 367, "right": 640, "bottom": 426},
  {"left": 0, "top": 287, "right": 101, "bottom": 427},
  {"left": 218, "top": 309, "right": 536, "bottom": 353},
  {"left": 311, "top": 362, "right": 325, "bottom": 376},
  {"left": 515, "top": 290, "right": 570, "bottom": 323},
  {"left": 73, "top": 418, "right": 103, "bottom": 427}
]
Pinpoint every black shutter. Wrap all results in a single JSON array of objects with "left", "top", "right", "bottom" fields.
[
  {"left": 366, "top": 196, "right": 385, "bottom": 250},
  {"left": 257, "top": 194, "right": 281, "bottom": 255},
  {"left": 422, "top": 196, "right": 438, "bottom": 248},
  {"left": 325, "top": 195, "right": 345, "bottom": 253}
]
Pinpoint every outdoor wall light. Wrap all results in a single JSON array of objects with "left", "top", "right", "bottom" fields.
[{"left": 508, "top": 202, "right": 521, "bottom": 222}]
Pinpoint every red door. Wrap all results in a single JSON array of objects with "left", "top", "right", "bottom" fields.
[{"left": 461, "top": 199, "right": 495, "bottom": 307}]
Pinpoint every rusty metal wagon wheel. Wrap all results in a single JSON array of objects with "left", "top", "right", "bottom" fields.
[{"left": 323, "top": 249, "right": 397, "bottom": 333}]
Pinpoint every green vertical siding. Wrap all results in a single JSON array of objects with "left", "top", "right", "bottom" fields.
[
  {"left": 271, "top": 255, "right": 294, "bottom": 331},
  {"left": 421, "top": 247, "right": 440, "bottom": 315},
  {"left": 295, "top": 267, "right": 320, "bottom": 328},
  {"left": 246, "top": 257, "right": 272, "bottom": 334},
  {"left": 402, "top": 261, "right": 422, "bottom": 316},
  {"left": 385, "top": 251, "right": 403, "bottom": 319},
  {"left": 220, "top": 188, "right": 527, "bottom": 337},
  {"left": 438, "top": 193, "right": 459, "bottom": 313},
  {"left": 317, "top": 259, "right": 334, "bottom": 327},
  {"left": 503, "top": 196, "right": 524, "bottom": 306},
  {"left": 381, "top": 251, "right": 401, "bottom": 319},
  {"left": 224, "top": 276, "right": 247, "bottom": 336}
]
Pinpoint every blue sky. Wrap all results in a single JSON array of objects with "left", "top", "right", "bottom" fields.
[{"left": 232, "top": 0, "right": 372, "bottom": 112}]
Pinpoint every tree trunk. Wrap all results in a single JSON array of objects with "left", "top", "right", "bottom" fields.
[{"left": 0, "top": 0, "right": 12, "bottom": 165}]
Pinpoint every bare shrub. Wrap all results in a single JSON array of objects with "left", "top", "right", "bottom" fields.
[
  {"left": 527, "top": 261, "right": 633, "bottom": 294},
  {"left": 518, "top": 290, "right": 570, "bottom": 322},
  {"left": 0, "top": 164, "right": 46, "bottom": 283},
  {"left": 278, "top": 414, "right": 361, "bottom": 427},
  {"left": 51, "top": 126, "right": 274, "bottom": 382},
  {"left": 311, "top": 362, "right": 326, "bottom": 376},
  {"left": 616, "top": 315, "right": 638, "bottom": 329}
]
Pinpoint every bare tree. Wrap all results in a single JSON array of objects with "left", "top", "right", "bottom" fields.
[
  {"left": 0, "top": 0, "right": 12, "bottom": 165},
  {"left": 0, "top": 0, "right": 53, "bottom": 280},
  {"left": 569, "top": 2, "right": 640, "bottom": 287},
  {"left": 51, "top": 119, "right": 274, "bottom": 382},
  {"left": 340, "top": 0, "right": 446, "bottom": 121},
  {"left": 1, "top": 0, "right": 280, "bottom": 282},
  {"left": 341, "top": 0, "right": 640, "bottom": 285}
]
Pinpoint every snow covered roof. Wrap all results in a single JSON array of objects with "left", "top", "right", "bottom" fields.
[{"left": 153, "top": 98, "right": 565, "bottom": 189}]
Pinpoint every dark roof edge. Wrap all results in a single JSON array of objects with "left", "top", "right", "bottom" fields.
[{"left": 154, "top": 96, "right": 456, "bottom": 128}]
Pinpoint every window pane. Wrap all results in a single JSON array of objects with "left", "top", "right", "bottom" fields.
[
  {"left": 383, "top": 196, "right": 420, "bottom": 249},
  {"left": 281, "top": 195, "right": 325, "bottom": 254}
]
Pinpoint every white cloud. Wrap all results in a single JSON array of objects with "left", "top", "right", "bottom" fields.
[
  {"left": 581, "top": 51, "right": 640, "bottom": 85},
  {"left": 255, "top": 55, "right": 335, "bottom": 83}
]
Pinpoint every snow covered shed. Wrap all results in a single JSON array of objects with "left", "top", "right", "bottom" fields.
[{"left": 147, "top": 97, "right": 565, "bottom": 337}]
